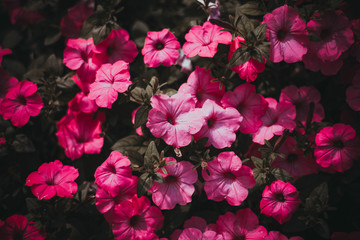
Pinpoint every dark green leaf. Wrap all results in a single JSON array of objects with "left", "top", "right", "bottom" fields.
[
  {"left": 253, "top": 168, "right": 267, "bottom": 185},
  {"left": 271, "top": 168, "right": 293, "bottom": 182},
  {"left": 307, "top": 182, "right": 328, "bottom": 206},
  {"left": 312, "top": 219, "right": 330, "bottom": 239},
  {"left": 228, "top": 46, "right": 251, "bottom": 68},
  {"left": 45, "top": 54, "right": 63, "bottom": 76},
  {"left": 137, "top": 173, "right": 154, "bottom": 197},
  {"left": 132, "top": 20, "right": 150, "bottom": 48},
  {"left": 235, "top": 12, "right": 254, "bottom": 36},
  {"left": 124, "top": 150, "right": 144, "bottom": 167},
  {"left": 209, "top": 19, "right": 236, "bottom": 32},
  {"left": 255, "top": 42, "right": 270, "bottom": 60},
  {"left": 111, "top": 135, "right": 148, "bottom": 155},
  {"left": 252, "top": 23, "right": 267, "bottom": 42},
  {"left": 56, "top": 76, "right": 76, "bottom": 89},
  {"left": 144, "top": 141, "right": 159, "bottom": 169},
  {"left": 153, "top": 172, "right": 165, "bottom": 183},
  {"left": 134, "top": 104, "right": 151, "bottom": 128},
  {"left": 237, "top": 2, "right": 264, "bottom": 16},
  {"left": 26, "top": 198, "right": 41, "bottom": 213},
  {"left": 44, "top": 31, "right": 62, "bottom": 46},
  {"left": 251, "top": 156, "right": 264, "bottom": 169},
  {"left": 12, "top": 134, "right": 35, "bottom": 152}
]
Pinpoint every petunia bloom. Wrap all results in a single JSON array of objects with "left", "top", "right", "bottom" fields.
[
  {"left": 0, "top": 68, "right": 18, "bottom": 115},
  {"left": 146, "top": 93, "right": 204, "bottom": 148},
  {"left": 60, "top": 4, "right": 93, "bottom": 39},
  {"left": 229, "top": 36, "right": 266, "bottom": 82},
  {"left": 88, "top": 60, "right": 131, "bottom": 108},
  {"left": 178, "top": 228, "right": 223, "bottom": 240},
  {"left": 0, "top": 215, "right": 45, "bottom": 240},
  {"left": 0, "top": 80, "right": 43, "bottom": 127},
  {"left": 221, "top": 83, "right": 268, "bottom": 134},
  {"left": 216, "top": 208, "right": 267, "bottom": 240},
  {"left": 346, "top": 71, "right": 360, "bottom": 111},
  {"left": 260, "top": 180, "right": 301, "bottom": 224},
  {"left": 111, "top": 195, "right": 164, "bottom": 240},
  {"left": 149, "top": 157, "right": 198, "bottom": 210},
  {"left": 265, "top": 231, "right": 303, "bottom": 240},
  {"left": 183, "top": 21, "right": 232, "bottom": 58},
  {"left": 170, "top": 216, "right": 217, "bottom": 240},
  {"left": 141, "top": 29, "right": 180, "bottom": 68},
  {"left": 263, "top": 4, "right": 308, "bottom": 63},
  {"left": 0, "top": 46, "right": 12, "bottom": 64},
  {"left": 25, "top": 160, "right": 79, "bottom": 200},
  {"left": 202, "top": 151, "right": 256, "bottom": 206},
  {"left": 194, "top": 99, "right": 242, "bottom": 149},
  {"left": 314, "top": 123, "right": 360, "bottom": 172}
]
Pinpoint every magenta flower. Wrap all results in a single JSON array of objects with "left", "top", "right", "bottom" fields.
[
  {"left": 203, "top": 151, "right": 255, "bottom": 206},
  {"left": 131, "top": 107, "right": 143, "bottom": 136},
  {"left": 252, "top": 98, "right": 296, "bottom": 145},
  {"left": 178, "top": 228, "right": 223, "bottom": 240},
  {"left": 221, "top": 83, "right": 268, "bottom": 134},
  {"left": 272, "top": 137, "right": 318, "bottom": 180},
  {"left": 216, "top": 208, "right": 267, "bottom": 240},
  {"left": 111, "top": 195, "right": 163, "bottom": 240},
  {"left": 307, "top": 10, "right": 354, "bottom": 62},
  {"left": 10, "top": 8, "right": 44, "bottom": 27},
  {"left": 94, "top": 151, "right": 132, "bottom": 196},
  {"left": 183, "top": 21, "right": 232, "bottom": 58},
  {"left": 60, "top": 4, "right": 93, "bottom": 39},
  {"left": 332, "top": 232, "right": 360, "bottom": 240},
  {"left": 178, "top": 66, "right": 225, "bottom": 107},
  {"left": 263, "top": 4, "right": 308, "bottom": 63},
  {"left": 63, "top": 38, "right": 100, "bottom": 82},
  {"left": 265, "top": 231, "right": 303, "bottom": 240},
  {"left": 280, "top": 85, "right": 325, "bottom": 125},
  {"left": 68, "top": 91, "right": 98, "bottom": 114},
  {"left": 141, "top": 29, "right": 180, "bottom": 68},
  {"left": 194, "top": 99, "right": 242, "bottom": 149},
  {"left": 146, "top": 93, "right": 204, "bottom": 148},
  {"left": 260, "top": 180, "right": 301, "bottom": 224},
  {"left": 149, "top": 157, "right": 198, "bottom": 210},
  {"left": 314, "top": 123, "right": 360, "bottom": 172},
  {"left": 0, "top": 46, "right": 12, "bottom": 64},
  {"left": 170, "top": 216, "right": 217, "bottom": 240},
  {"left": 0, "top": 80, "right": 43, "bottom": 128},
  {"left": 94, "top": 29, "right": 138, "bottom": 64},
  {"left": 0, "top": 215, "right": 45, "bottom": 240},
  {"left": 25, "top": 160, "right": 79, "bottom": 200},
  {"left": 229, "top": 36, "right": 266, "bottom": 82},
  {"left": 56, "top": 111, "right": 104, "bottom": 160},
  {"left": 88, "top": 60, "right": 131, "bottom": 108},
  {"left": 346, "top": 71, "right": 360, "bottom": 111},
  {"left": 0, "top": 68, "right": 18, "bottom": 114},
  {"left": 175, "top": 49, "right": 193, "bottom": 73}
]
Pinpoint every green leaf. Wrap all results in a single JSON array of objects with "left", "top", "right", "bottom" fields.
[
  {"left": 209, "top": 19, "right": 236, "bottom": 33},
  {"left": 237, "top": 2, "right": 264, "bottom": 16},
  {"left": 251, "top": 156, "right": 264, "bottom": 169},
  {"left": 255, "top": 42, "right": 270, "bottom": 60},
  {"left": 134, "top": 104, "right": 151, "bottom": 128},
  {"left": 111, "top": 135, "right": 148, "bottom": 155},
  {"left": 130, "top": 87, "right": 148, "bottom": 104},
  {"left": 144, "top": 141, "right": 159, "bottom": 169},
  {"left": 12, "top": 134, "right": 35, "bottom": 153},
  {"left": 124, "top": 150, "right": 144, "bottom": 168},
  {"left": 153, "top": 172, "right": 165, "bottom": 183},
  {"left": 137, "top": 173, "right": 154, "bottom": 197},
  {"left": 228, "top": 46, "right": 251, "bottom": 68},
  {"left": 307, "top": 182, "right": 329, "bottom": 207},
  {"left": 271, "top": 168, "right": 293, "bottom": 182},
  {"left": 252, "top": 23, "right": 267, "bottom": 42},
  {"left": 312, "top": 218, "right": 330, "bottom": 239},
  {"left": 235, "top": 14, "right": 254, "bottom": 37},
  {"left": 253, "top": 168, "right": 267, "bottom": 185}
]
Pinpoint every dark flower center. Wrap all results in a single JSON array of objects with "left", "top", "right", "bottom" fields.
[
  {"left": 207, "top": 117, "right": 216, "bottom": 128},
  {"left": 109, "top": 164, "right": 117, "bottom": 173},
  {"left": 287, "top": 153, "right": 298, "bottom": 163},
  {"left": 333, "top": 140, "right": 344, "bottom": 149},
  {"left": 107, "top": 46, "right": 114, "bottom": 56},
  {"left": 81, "top": 51, "right": 89, "bottom": 62},
  {"left": 155, "top": 42, "right": 165, "bottom": 50},
  {"left": 320, "top": 28, "right": 332, "bottom": 40},
  {"left": 277, "top": 29, "right": 287, "bottom": 41},
  {"left": 13, "top": 231, "right": 24, "bottom": 240},
  {"left": 165, "top": 175, "right": 178, "bottom": 183},
  {"left": 224, "top": 171, "right": 236, "bottom": 180},
  {"left": 16, "top": 95, "right": 27, "bottom": 105},
  {"left": 265, "top": 116, "right": 278, "bottom": 127},
  {"left": 130, "top": 215, "right": 141, "bottom": 227},
  {"left": 234, "top": 234, "right": 246, "bottom": 240},
  {"left": 275, "top": 193, "right": 285, "bottom": 202},
  {"left": 167, "top": 115, "right": 175, "bottom": 125},
  {"left": 45, "top": 179, "right": 55, "bottom": 186},
  {"left": 237, "top": 103, "right": 245, "bottom": 113}
]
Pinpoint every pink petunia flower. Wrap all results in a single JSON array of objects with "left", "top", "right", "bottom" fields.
[
  {"left": 216, "top": 208, "right": 267, "bottom": 239},
  {"left": 279, "top": 85, "right": 325, "bottom": 125},
  {"left": 272, "top": 136, "right": 318, "bottom": 180},
  {"left": 0, "top": 68, "right": 18, "bottom": 114},
  {"left": 194, "top": 99, "right": 242, "bottom": 149},
  {"left": 265, "top": 231, "right": 303, "bottom": 240},
  {"left": 0, "top": 46, "right": 12, "bottom": 64},
  {"left": 60, "top": 4, "right": 93, "bottom": 39},
  {"left": 331, "top": 232, "right": 360, "bottom": 240},
  {"left": 25, "top": 160, "right": 79, "bottom": 200},
  {"left": 314, "top": 123, "right": 360, "bottom": 172},
  {"left": 229, "top": 36, "right": 266, "bottom": 82},
  {"left": 170, "top": 216, "right": 217, "bottom": 240},
  {"left": 10, "top": 8, "right": 44, "bottom": 27},
  {"left": 307, "top": 10, "right": 354, "bottom": 62},
  {"left": 146, "top": 93, "right": 204, "bottom": 148},
  {"left": 56, "top": 111, "right": 104, "bottom": 160},
  {"left": 175, "top": 49, "right": 193, "bottom": 73},
  {"left": 0, "top": 80, "right": 43, "bottom": 127},
  {"left": 0, "top": 215, "right": 45, "bottom": 240},
  {"left": 141, "top": 29, "right": 180, "bottom": 68},
  {"left": 68, "top": 91, "right": 98, "bottom": 114},
  {"left": 221, "top": 83, "right": 268, "bottom": 134},
  {"left": 93, "top": 29, "right": 138, "bottom": 64},
  {"left": 203, "top": 151, "right": 255, "bottom": 206},
  {"left": 111, "top": 195, "right": 164, "bottom": 240},
  {"left": 88, "top": 60, "right": 131, "bottom": 108},
  {"left": 63, "top": 38, "right": 100, "bottom": 83},
  {"left": 149, "top": 157, "right": 198, "bottom": 210},
  {"left": 178, "top": 228, "right": 223, "bottom": 240},
  {"left": 346, "top": 71, "right": 360, "bottom": 111},
  {"left": 183, "top": 21, "right": 232, "bottom": 58},
  {"left": 252, "top": 98, "right": 296, "bottom": 145},
  {"left": 263, "top": 4, "right": 308, "bottom": 63},
  {"left": 131, "top": 107, "right": 143, "bottom": 136},
  {"left": 260, "top": 180, "right": 301, "bottom": 224},
  {"left": 178, "top": 66, "right": 225, "bottom": 107},
  {"left": 94, "top": 151, "right": 132, "bottom": 196}
]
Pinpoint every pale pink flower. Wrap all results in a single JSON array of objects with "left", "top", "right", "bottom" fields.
[
  {"left": 280, "top": 85, "right": 325, "bottom": 125},
  {"left": 25, "top": 160, "right": 79, "bottom": 200},
  {"left": 94, "top": 29, "right": 138, "bottom": 64},
  {"left": 229, "top": 36, "right": 266, "bottom": 82},
  {"left": 183, "top": 21, "right": 232, "bottom": 58},
  {"left": 265, "top": 231, "right": 303, "bottom": 240},
  {"left": 221, "top": 83, "right": 268, "bottom": 134},
  {"left": 60, "top": 4, "right": 93, "bottom": 39},
  {"left": 149, "top": 157, "right": 198, "bottom": 210},
  {"left": 263, "top": 4, "right": 308, "bottom": 63},
  {"left": 178, "top": 66, "right": 225, "bottom": 107},
  {"left": 314, "top": 123, "right": 360, "bottom": 172},
  {"left": 194, "top": 99, "right": 242, "bottom": 149},
  {"left": 94, "top": 151, "right": 132, "bottom": 196},
  {"left": 307, "top": 10, "right": 354, "bottom": 62},
  {"left": 141, "top": 29, "right": 180, "bottom": 68},
  {"left": 203, "top": 151, "right": 255, "bottom": 206},
  {"left": 346, "top": 71, "right": 360, "bottom": 111},
  {"left": 252, "top": 98, "right": 296, "bottom": 145},
  {"left": 146, "top": 93, "right": 204, "bottom": 148},
  {"left": 260, "top": 180, "right": 301, "bottom": 224},
  {"left": 56, "top": 111, "right": 104, "bottom": 160},
  {"left": 175, "top": 49, "right": 193, "bottom": 73},
  {"left": 88, "top": 60, "right": 131, "bottom": 108},
  {"left": 0, "top": 46, "right": 12, "bottom": 64},
  {"left": 0, "top": 215, "right": 45, "bottom": 240},
  {"left": 272, "top": 137, "right": 318, "bottom": 180},
  {"left": 216, "top": 208, "right": 267, "bottom": 240},
  {"left": 332, "top": 232, "right": 360, "bottom": 240},
  {"left": 0, "top": 80, "right": 43, "bottom": 127}
]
